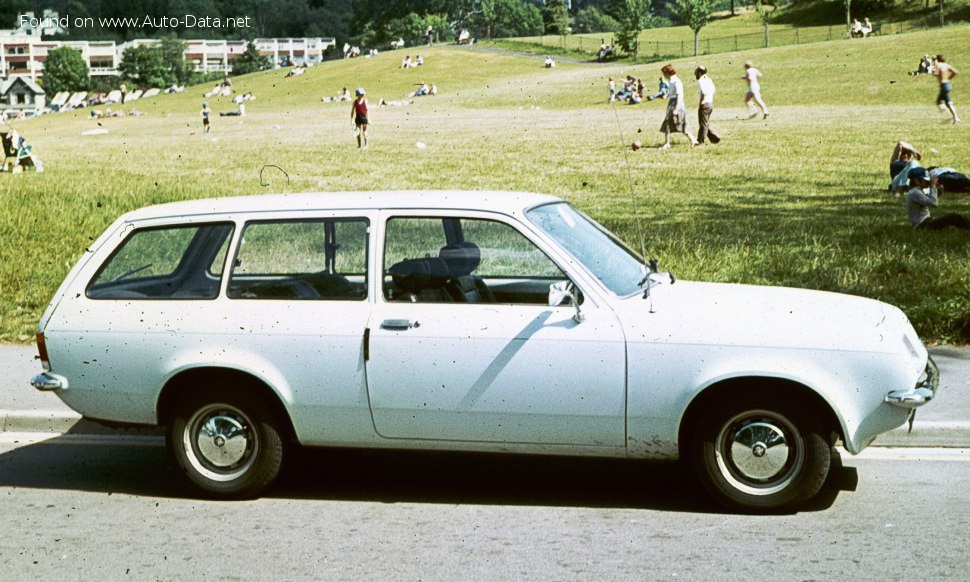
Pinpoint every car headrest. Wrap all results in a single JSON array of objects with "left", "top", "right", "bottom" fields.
[
  {"left": 439, "top": 242, "right": 481, "bottom": 277},
  {"left": 388, "top": 257, "right": 449, "bottom": 292}
]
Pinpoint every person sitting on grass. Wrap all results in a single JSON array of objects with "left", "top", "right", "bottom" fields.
[
  {"left": 890, "top": 140, "right": 922, "bottom": 194},
  {"left": 909, "top": 55, "right": 934, "bottom": 76},
  {"left": 646, "top": 76, "right": 670, "bottom": 102},
  {"left": 410, "top": 82, "right": 431, "bottom": 97},
  {"left": 905, "top": 167, "right": 970, "bottom": 230}
]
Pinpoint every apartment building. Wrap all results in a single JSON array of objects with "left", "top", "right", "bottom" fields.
[{"left": 0, "top": 30, "right": 335, "bottom": 81}]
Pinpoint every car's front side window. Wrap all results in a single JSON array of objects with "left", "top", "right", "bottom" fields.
[
  {"left": 87, "top": 223, "right": 234, "bottom": 300},
  {"left": 526, "top": 203, "right": 646, "bottom": 297},
  {"left": 383, "top": 216, "right": 566, "bottom": 304},
  {"left": 228, "top": 218, "right": 368, "bottom": 300}
]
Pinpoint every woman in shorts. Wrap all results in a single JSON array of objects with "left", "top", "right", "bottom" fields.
[{"left": 351, "top": 88, "right": 369, "bottom": 148}]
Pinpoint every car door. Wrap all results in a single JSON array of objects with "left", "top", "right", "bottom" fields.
[{"left": 365, "top": 211, "right": 626, "bottom": 447}]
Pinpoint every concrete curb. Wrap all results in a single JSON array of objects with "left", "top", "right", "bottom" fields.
[
  {"left": 1, "top": 410, "right": 80, "bottom": 434},
  {"left": 3, "top": 410, "right": 969, "bottom": 448},
  {"left": 878, "top": 421, "right": 970, "bottom": 448},
  {"left": 0, "top": 410, "right": 163, "bottom": 436}
]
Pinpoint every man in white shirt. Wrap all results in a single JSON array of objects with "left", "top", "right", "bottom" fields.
[
  {"left": 742, "top": 60, "right": 770, "bottom": 119},
  {"left": 695, "top": 66, "right": 721, "bottom": 144}
]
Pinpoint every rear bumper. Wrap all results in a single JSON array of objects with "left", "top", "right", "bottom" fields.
[
  {"left": 30, "top": 371, "right": 69, "bottom": 391},
  {"left": 885, "top": 356, "right": 938, "bottom": 409}
]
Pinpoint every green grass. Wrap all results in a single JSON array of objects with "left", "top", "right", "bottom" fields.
[
  {"left": 487, "top": 4, "right": 969, "bottom": 63},
  {"left": 1, "top": 24, "right": 969, "bottom": 343}
]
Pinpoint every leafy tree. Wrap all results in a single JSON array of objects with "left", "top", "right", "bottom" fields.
[
  {"left": 230, "top": 40, "right": 271, "bottom": 75},
  {"left": 574, "top": 6, "right": 620, "bottom": 34},
  {"left": 543, "top": 0, "right": 570, "bottom": 35},
  {"left": 473, "top": 0, "right": 543, "bottom": 38},
  {"left": 118, "top": 44, "right": 172, "bottom": 88},
  {"left": 756, "top": 0, "right": 774, "bottom": 46},
  {"left": 670, "top": 0, "right": 714, "bottom": 56},
  {"left": 382, "top": 12, "right": 447, "bottom": 46},
  {"left": 607, "top": 0, "right": 650, "bottom": 61},
  {"left": 0, "top": 0, "right": 30, "bottom": 29},
  {"left": 41, "top": 47, "right": 91, "bottom": 94},
  {"left": 479, "top": 0, "right": 498, "bottom": 38},
  {"left": 159, "top": 36, "right": 193, "bottom": 86}
]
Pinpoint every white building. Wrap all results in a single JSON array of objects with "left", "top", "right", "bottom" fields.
[
  {"left": 0, "top": 31, "right": 335, "bottom": 81},
  {"left": 0, "top": 75, "right": 45, "bottom": 117}
]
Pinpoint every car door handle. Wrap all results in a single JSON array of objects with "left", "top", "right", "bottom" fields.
[{"left": 382, "top": 319, "right": 420, "bottom": 330}]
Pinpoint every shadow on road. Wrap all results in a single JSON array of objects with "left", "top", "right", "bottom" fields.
[{"left": 0, "top": 437, "right": 857, "bottom": 514}]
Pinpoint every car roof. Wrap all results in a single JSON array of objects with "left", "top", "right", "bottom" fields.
[{"left": 121, "top": 191, "right": 565, "bottom": 222}]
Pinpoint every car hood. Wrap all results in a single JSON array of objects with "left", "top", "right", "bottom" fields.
[{"left": 615, "top": 280, "right": 921, "bottom": 355}]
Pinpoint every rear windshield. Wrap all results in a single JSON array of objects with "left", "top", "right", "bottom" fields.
[{"left": 86, "top": 223, "right": 234, "bottom": 300}]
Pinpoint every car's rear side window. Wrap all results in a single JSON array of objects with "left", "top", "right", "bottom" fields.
[
  {"left": 87, "top": 223, "right": 234, "bottom": 300},
  {"left": 228, "top": 218, "right": 368, "bottom": 300}
]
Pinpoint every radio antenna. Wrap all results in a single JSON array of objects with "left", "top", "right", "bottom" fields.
[{"left": 609, "top": 101, "right": 648, "bottom": 265}]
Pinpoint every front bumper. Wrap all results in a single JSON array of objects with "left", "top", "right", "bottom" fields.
[
  {"left": 885, "top": 356, "right": 938, "bottom": 409},
  {"left": 30, "top": 371, "right": 69, "bottom": 391}
]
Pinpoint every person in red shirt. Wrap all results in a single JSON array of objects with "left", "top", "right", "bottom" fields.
[{"left": 351, "top": 88, "right": 369, "bottom": 148}]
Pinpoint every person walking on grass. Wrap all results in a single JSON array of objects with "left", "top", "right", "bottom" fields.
[
  {"left": 201, "top": 102, "right": 211, "bottom": 134},
  {"left": 659, "top": 64, "right": 698, "bottom": 149},
  {"left": 695, "top": 66, "right": 720, "bottom": 145},
  {"left": 742, "top": 60, "right": 769, "bottom": 119},
  {"left": 933, "top": 54, "right": 960, "bottom": 125},
  {"left": 351, "top": 88, "right": 369, "bottom": 148},
  {"left": 905, "top": 167, "right": 970, "bottom": 231}
]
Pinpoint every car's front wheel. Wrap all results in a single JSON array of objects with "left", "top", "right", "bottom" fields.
[
  {"left": 690, "top": 392, "right": 831, "bottom": 512},
  {"left": 167, "top": 388, "right": 284, "bottom": 499}
]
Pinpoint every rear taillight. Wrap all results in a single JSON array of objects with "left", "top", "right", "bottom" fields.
[{"left": 36, "top": 332, "right": 51, "bottom": 371}]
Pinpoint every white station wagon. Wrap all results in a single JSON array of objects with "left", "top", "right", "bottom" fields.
[{"left": 31, "top": 191, "right": 937, "bottom": 511}]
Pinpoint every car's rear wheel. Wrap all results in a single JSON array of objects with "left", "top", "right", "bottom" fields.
[
  {"left": 690, "top": 392, "right": 831, "bottom": 512},
  {"left": 167, "top": 388, "right": 284, "bottom": 499}
]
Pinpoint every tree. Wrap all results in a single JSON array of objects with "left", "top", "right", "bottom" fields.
[
  {"left": 543, "top": 0, "right": 570, "bottom": 35},
  {"left": 574, "top": 6, "right": 620, "bottom": 34},
  {"left": 118, "top": 45, "right": 171, "bottom": 88},
  {"left": 670, "top": 0, "right": 714, "bottom": 57},
  {"left": 159, "top": 36, "right": 193, "bottom": 86},
  {"left": 41, "top": 47, "right": 90, "bottom": 95},
  {"left": 231, "top": 40, "right": 272, "bottom": 75},
  {"left": 607, "top": 0, "right": 650, "bottom": 61},
  {"left": 756, "top": 0, "right": 774, "bottom": 47},
  {"left": 470, "top": 0, "right": 543, "bottom": 39}
]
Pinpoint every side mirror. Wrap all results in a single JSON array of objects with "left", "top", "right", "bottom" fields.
[{"left": 548, "top": 281, "right": 585, "bottom": 323}]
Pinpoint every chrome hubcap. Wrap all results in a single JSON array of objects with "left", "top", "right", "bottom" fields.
[
  {"left": 729, "top": 421, "right": 790, "bottom": 480},
  {"left": 183, "top": 403, "right": 258, "bottom": 482},
  {"left": 714, "top": 410, "right": 804, "bottom": 496},
  {"left": 197, "top": 414, "right": 250, "bottom": 468}
]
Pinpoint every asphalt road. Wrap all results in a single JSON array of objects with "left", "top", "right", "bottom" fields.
[{"left": 0, "top": 434, "right": 968, "bottom": 580}]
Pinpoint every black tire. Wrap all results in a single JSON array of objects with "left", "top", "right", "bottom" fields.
[
  {"left": 166, "top": 386, "right": 284, "bottom": 499},
  {"left": 689, "top": 391, "right": 831, "bottom": 513}
]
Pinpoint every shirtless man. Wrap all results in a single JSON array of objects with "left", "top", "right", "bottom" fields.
[{"left": 933, "top": 54, "right": 960, "bottom": 124}]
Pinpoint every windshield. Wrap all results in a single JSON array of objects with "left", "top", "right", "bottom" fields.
[{"left": 526, "top": 202, "right": 646, "bottom": 296}]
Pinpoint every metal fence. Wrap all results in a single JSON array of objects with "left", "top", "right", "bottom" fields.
[{"left": 525, "top": 21, "right": 929, "bottom": 61}]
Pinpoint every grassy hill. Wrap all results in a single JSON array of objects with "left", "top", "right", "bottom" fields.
[
  {"left": 489, "top": 1, "right": 970, "bottom": 62},
  {"left": 1, "top": 23, "right": 969, "bottom": 342}
]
